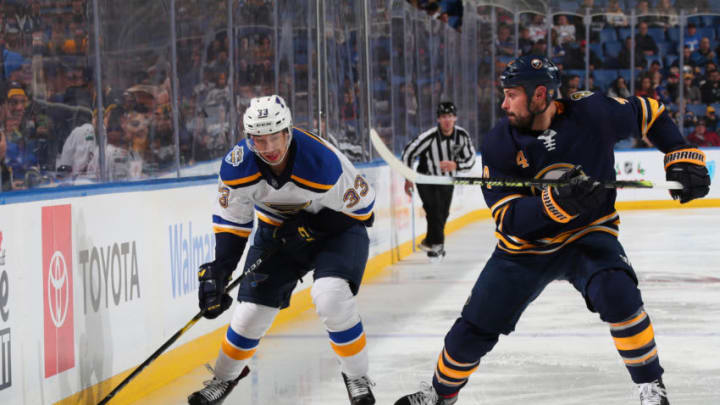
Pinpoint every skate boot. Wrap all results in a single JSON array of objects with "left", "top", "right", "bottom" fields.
[
  {"left": 418, "top": 239, "right": 433, "bottom": 252},
  {"left": 637, "top": 377, "right": 669, "bottom": 405},
  {"left": 427, "top": 244, "right": 445, "bottom": 263},
  {"left": 187, "top": 364, "right": 250, "bottom": 405},
  {"left": 394, "top": 382, "right": 458, "bottom": 405},
  {"left": 342, "top": 372, "right": 376, "bottom": 404}
]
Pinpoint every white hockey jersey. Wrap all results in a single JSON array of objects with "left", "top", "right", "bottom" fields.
[{"left": 213, "top": 128, "right": 375, "bottom": 239}]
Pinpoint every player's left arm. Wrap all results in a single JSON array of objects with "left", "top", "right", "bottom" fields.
[
  {"left": 609, "top": 95, "right": 710, "bottom": 203},
  {"left": 455, "top": 129, "right": 477, "bottom": 171},
  {"left": 311, "top": 161, "right": 376, "bottom": 235}
]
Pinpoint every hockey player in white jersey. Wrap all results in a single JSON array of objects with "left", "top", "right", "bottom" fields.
[{"left": 188, "top": 95, "right": 376, "bottom": 405}]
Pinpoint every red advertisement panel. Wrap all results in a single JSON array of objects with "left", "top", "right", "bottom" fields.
[{"left": 42, "top": 205, "right": 75, "bottom": 378}]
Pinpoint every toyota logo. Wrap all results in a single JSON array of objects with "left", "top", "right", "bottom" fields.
[{"left": 48, "top": 251, "right": 69, "bottom": 328}]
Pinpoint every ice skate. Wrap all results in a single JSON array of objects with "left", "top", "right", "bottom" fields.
[
  {"left": 187, "top": 364, "right": 249, "bottom": 405},
  {"left": 395, "top": 382, "right": 457, "bottom": 405},
  {"left": 342, "top": 372, "right": 376, "bottom": 404},
  {"left": 638, "top": 377, "right": 669, "bottom": 405},
  {"left": 427, "top": 244, "right": 445, "bottom": 263},
  {"left": 418, "top": 239, "right": 433, "bottom": 252}
]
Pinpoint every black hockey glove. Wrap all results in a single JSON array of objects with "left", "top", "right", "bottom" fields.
[
  {"left": 198, "top": 261, "right": 234, "bottom": 319},
  {"left": 541, "top": 166, "right": 608, "bottom": 223},
  {"left": 664, "top": 145, "right": 710, "bottom": 204},
  {"left": 273, "top": 211, "right": 319, "bottom": 253}
]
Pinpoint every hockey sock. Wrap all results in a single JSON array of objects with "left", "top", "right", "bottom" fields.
[
  {"left": 432, "top": 318, "right": 498, "bottom": 396},
  {"left": 312, "top": 277, "right": 368, "bottom": 377},
  {"left": 214, "top": 302, "right": 278, "bottom": 381},
  {"left": 587, "top": 270, "right": 664, "bottom": 383}
]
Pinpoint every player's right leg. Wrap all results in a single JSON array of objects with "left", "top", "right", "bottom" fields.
[
  {"left": 395, "top": 253, "right": 553, "bottom": 404},
  {"left": 188, "top": 302, "right": 278, "bottom": 405}
]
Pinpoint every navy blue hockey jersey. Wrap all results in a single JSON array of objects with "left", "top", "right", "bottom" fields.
[{"left": 481, "top": 92, "right": 686, "bottom": 255}]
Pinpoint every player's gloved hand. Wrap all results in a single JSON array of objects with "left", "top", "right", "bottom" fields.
[
  {"left": 273, "top": 211, "right": 318, "bottom": 253},
  {"left": 198, "top": 261, "right": 234, "bottom": 319},
  {"left": 664, "top": 145, "right": 710, "bottom": 203},
  {"left": 542, "top": 166, "right": 607, "bottom": 223}
]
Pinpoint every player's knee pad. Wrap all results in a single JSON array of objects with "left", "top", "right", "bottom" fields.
[
  {"left": 311, "top": 277, "right": 359, "bottom": 331},
  {"left": 587, "top": 269, "right": 643, "bottom": 323},
  {"left": 229, "top": 301, "right": 279, "bottom": 339}
]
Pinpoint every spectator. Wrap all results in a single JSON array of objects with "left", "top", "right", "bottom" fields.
[
  {"left": 687, "top": 119, "right": 720, "bottom": 146},
  {"left": 608, "top": 76, "right": 632, "bottom": 98},
  {"left": 56, "top": 108, "right": 96, "bottom": 179},
  {"left": 586, "top": 75, "right": 602, "bottom": 93},
  {"left": 634, "top": 0, "right": 655, "bottom": 25},
  {"left": 518, "top": 27, "right": 534, "bottom": 56},
  {"left": 690, "top": 37, "right": 717, "bottom": 68},
  {"left": 684, "top": 111, "right": 698, "bottom": 128},
  {"left": 527, "top": 14, "right": 547, "bottom": 43},
  {"left": 705, "top": 105, "right": 719, "bottom": 131},
  {"left": 496, "top": 24, "right": 514, "bottom": 57},
  {"left": 665, "top": 73, "right": 681, "bottom": 104},
  {"left": 530, "top": 39, "right": 548, "bottom": 56},
  {"left": 561, "top": 74, "right": 581, "bottom": 97},
  {"left": 564, "top": 40, "right": 603, "bottom": 70},
  {"left": 684, "top": 73, "right": 702, "bottom": 104},
  {"left": 653, "top": 0, "right": 679, "bottom": 29},
  {"left": 618, "top": 37, "right": 647, "bottom": 69},
  {"left": 700, "top": 69, "right": 720, "bottom": 104},
  {"left": 684, "top": 23, "right": 701, "bottom": 52},
  {"left": 636, "top": 22, "right": 658, "bottom": 57},
  {"left": 605, "top": 0, "right": 629, "bottom": 27},
  {"left": 635, "top": 75, "right": 658, "bottom": 99},
  {"left": 148, "top": 103, "right": 180, "bottom": 172},
  {"left": 2, "top": 86, "right": 38, "bottom": 189},
  {"left": 553, "top": 15, "right": 576, "bottom": 45},
  {"left": 0, "top": 127, "right": 12, "bottom": 191}
]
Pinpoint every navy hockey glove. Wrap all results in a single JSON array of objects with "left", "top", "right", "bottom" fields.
[
  {"left": 541, "top": 166, "right": 607, "bottom": 223},
  {"left": 664, "top": 145, "right": 710, "bottom": 204},
  {"left": 273, "top": 211, "right": 318, "bottom": 253},
  {"left": 198, "top": 261, "right": 234, "bottom": 319}
]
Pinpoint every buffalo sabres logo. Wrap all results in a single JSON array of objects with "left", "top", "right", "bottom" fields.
[
  {"left": 570, "top": 90, "right": 593, "bottom": 100},
  {"left": 225, "top": 145, "right": 244, "bottom": 167},
  {"left": 531, "top": 58, "right": 543, "bottom": 69}
]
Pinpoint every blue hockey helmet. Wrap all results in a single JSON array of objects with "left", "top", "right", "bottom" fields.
[{"left": 500, "top": 55, "right": 561, "bottom": 104}]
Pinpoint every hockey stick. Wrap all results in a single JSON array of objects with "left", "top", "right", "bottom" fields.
[
  {"left": 370, "top": 129, "right": 683, "bottom": 190},
  {"left": 97, "top": 248, "right": 276, "bottom": 405}
]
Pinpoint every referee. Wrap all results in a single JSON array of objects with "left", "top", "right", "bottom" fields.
[{"left": 402, "top": 101, "right": 476, "bottom": 261}]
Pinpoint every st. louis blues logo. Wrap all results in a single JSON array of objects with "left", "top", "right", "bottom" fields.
[{"left": 225, "top": 145, "right": 244, "bottom": 167}]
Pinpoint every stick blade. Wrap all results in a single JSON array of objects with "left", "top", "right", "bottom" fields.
[{"left": 369, "top": 128, "right": 452, "bottom": 185}]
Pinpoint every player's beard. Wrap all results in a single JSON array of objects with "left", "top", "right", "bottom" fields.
[{"left": 506, "top": 110, "right": 533, "bottom": 129}]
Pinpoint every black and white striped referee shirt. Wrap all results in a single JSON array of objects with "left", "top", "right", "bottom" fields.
[{"left": 401, "top": 125, "right": 476, "bottom": 176}]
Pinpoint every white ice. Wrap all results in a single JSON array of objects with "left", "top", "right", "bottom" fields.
[{"left": 136, "top": 208, "right": 720, "bottom": 404}]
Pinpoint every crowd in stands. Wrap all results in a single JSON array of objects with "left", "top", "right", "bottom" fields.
[
  {"left": 406, "top": 0, "right": 464, "bottom": 31},
  {"left": 493, "top": 0, "right": 720, "bottom": 148},
  {"left": 0, "top": 0, "right": 288, "bottom": 192}
]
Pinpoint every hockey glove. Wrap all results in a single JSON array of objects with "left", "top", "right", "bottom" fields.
[
  {"left": 198, "top": 261, "right": 234, "bottom": 319},
  {"left": 273, "top": 211, "right": 318, "bottom": 253},
  {"left": 541, "top": 166, "right": 607, "bottom": 223},
  {"left": 664, "top": 145, "right": 710, "bottom": 204}
]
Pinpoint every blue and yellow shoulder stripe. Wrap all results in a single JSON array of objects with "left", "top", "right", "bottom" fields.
[
  {"left": 290, "top": 128, "right": 343, "bottom": 193},
  {"left": 219, "top": 140, "right": 262, "bottom": 189}
]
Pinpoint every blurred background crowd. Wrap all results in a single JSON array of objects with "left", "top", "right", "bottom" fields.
[{"left": 0, "top": 0, "right": 718, "bottom": 194}]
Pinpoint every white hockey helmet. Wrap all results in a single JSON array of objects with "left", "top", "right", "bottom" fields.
[
  {"left": 243, "top": 95, "right": 293, "bottom": 165},
  {"left": 243, "top": 95, "right": 292, "bottom": 136}
]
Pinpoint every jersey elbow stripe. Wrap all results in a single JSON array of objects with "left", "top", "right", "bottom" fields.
[
  {"left": 212, "top": 215, "right": 252, "bottom": 229},
  {"left": 290, "top": 175, "right": 334, "bottom": 192},
  {"left": 345, "top": 211, "right": 373, "bottom": 221},
  {"left": 352, "top": 200, "right": 375, "bottom": 215},
  {"left": 489, "top": 194, "right": 523, "bottom": 215},
  {"left": 213, "top": 225, "right": 251, "bottom": 238},
  {"left": 223, "top": 172, "right": 262, "bottom": 188}
]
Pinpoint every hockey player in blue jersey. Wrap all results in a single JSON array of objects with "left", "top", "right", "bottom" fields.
[
  {"left": 188, "top": 95, "right": 377, "bottom": 405},
  {"left": 395, "top": 56, "right": 710, "bottom": 405}
]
